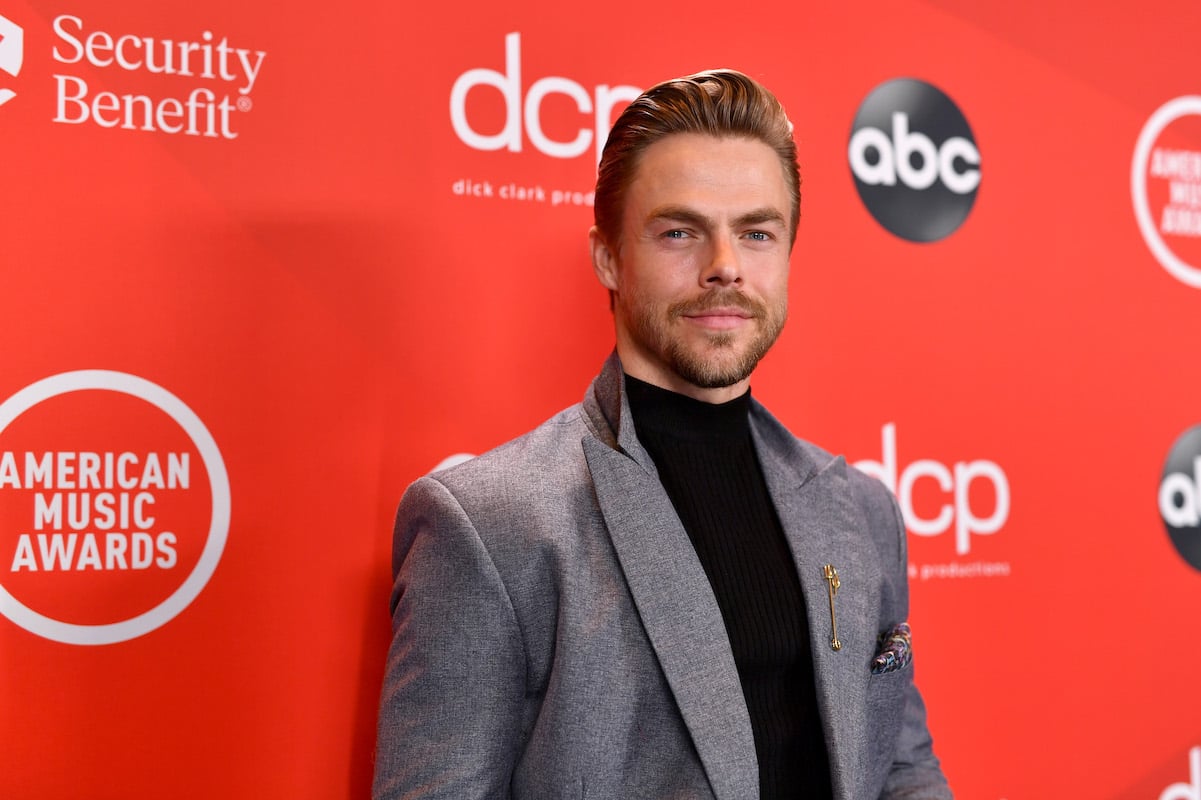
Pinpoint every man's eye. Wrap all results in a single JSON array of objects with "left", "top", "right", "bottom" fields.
[
  {"left": 746, "top": 231, "right": 770, "bottom": 241},
  {"left": 664, "top": 229, "right": 689, "bottom": 239}
]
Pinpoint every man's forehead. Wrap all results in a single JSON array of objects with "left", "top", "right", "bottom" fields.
[
  {"left": 634, "top": 132, "right": 771, "bottom": 166},
  {"left": 623, "top": 135, "right": 790, "bottom": 209}
]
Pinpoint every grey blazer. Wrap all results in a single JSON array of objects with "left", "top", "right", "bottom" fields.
[{"left": 374, "top": 354, "right": 951, "bottom": 799}]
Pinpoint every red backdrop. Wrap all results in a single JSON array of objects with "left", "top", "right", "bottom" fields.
[{"left": 2, "top": 1, "right": 1200, "bottom": 797}]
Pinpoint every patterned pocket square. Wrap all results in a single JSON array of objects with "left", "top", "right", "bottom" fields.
[{"left": 871, "top": 622, "right": 912, "bottom": 675}]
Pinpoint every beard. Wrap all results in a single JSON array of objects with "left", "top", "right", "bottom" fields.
[{"left": 623, "top": 288, "right": 787, "bottom": 389}]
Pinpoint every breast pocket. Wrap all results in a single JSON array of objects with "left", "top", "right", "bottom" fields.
[{"left": 864, "top": 662, "right": 911, "bottom": 768}]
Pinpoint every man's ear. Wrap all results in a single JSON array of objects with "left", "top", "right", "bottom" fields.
[{"left": 589, "top": 226, "right": 619, "bottom": 292}]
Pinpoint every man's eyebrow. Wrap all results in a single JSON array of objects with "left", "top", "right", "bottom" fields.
[
  {"left": 645, "top": 205, "right": 711, "bottom": 228},
  {"left": 733, "top": 208, "right": 788, "bottom": 228},
  {"left": 643, "top": 205, "right": 787, "bottom": 229}
]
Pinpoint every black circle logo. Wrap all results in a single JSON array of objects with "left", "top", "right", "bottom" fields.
[
  {"left": 848, "top": 78, "right": 981, "bottom": 243},
  {"left": 1160, "top": 424, "right": 1201, "bottom": 572}
]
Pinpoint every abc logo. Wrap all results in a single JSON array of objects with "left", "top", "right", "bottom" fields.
[
  {"left": 848, "top": 78, "right": 980, "bottom": 243},
  {"left": 1160, "top": 424, "right": 1201, "bottom": 572}
]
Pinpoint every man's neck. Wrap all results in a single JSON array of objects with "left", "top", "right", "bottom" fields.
[{"left": 623, "top": 373, "right": 751, "bottom": 441}]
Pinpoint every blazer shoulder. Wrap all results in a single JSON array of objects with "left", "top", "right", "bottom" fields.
[
  {"left": 844, "top": 460, "right": 902, "bottom": 521},
  {"left": 431, "top": 402, "right": 591, "bottom": 491},
  {"left": 400, "top": 401, "right": 603, "bottom": 554}
]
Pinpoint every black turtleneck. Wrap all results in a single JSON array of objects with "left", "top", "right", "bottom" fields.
[{"left": 624, "top": 374, "right": 832, "bottom": 800}]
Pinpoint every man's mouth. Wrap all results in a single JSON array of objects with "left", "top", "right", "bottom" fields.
[{"left": 681, "top": 308, "right": 755, "bottom": 330}]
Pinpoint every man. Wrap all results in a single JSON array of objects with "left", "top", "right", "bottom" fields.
[{"left": 375, "top": 70, "right": 952, "bottom": 799}]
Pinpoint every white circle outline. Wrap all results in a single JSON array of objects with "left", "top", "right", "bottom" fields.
[
  {"left": 0, "top": 371, "right": 230, "bottom": 645},
  {"left": 1131, "top": 95, "right": 1201, "bottom": 289}
]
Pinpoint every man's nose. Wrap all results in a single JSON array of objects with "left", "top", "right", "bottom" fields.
[{"left": 701, "top": 235, "right": 742, "bottom": 286}]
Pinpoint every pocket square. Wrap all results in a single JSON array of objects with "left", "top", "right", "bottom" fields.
[{"left": 871, "top": 622, "right": 912, "bottom": 675}]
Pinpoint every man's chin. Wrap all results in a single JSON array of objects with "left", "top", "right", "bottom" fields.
[{"left": 668, "top": 345, "right": 759, "bottom": 390}]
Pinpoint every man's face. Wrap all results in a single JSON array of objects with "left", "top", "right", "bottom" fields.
[{"left": 590, "top": 133, "right": 793, "bottom": 403}]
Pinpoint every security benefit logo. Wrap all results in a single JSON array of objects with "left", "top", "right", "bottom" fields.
[
  {"left": 849, "top": 78, "right": 981, "bottom": 243},
  {"left": 50, "top": 15, "right": 266, "bottom": 139},
  {"left": 1133, "top": 96, "right": 1201, "bottom": 288},
  {"left": 1, "top": 11, "right": 267, "bottom": 138},
  {"left": 0, "top": 372, "right": 230, "bottom": 645},
  {"left": 1160, "top": 424, "right": 1201, "bottom": 572},
  {"left": 0, "top": 14, "right": 22, "bottom": 108}
]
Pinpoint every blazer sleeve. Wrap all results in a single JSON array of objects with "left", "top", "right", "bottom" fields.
[
  {"left": 373, "top": 475, "right": 526, "bottom": 800},
  {"left": 881, "top": 494, "right": 954, "bottom": 800}
]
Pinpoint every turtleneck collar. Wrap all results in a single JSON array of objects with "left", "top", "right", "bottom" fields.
[{"left": 624, "top": 373, "right": 752, "bottom": 443}]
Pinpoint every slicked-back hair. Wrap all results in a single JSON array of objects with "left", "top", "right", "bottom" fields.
[{"left": 593, "top": 69, "right": 800, "bottom": 249}]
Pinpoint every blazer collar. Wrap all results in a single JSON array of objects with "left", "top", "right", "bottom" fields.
[
  {"left": 582, "top": 351, "right": 655, "bottom": 472},
  {"left": 581, "top": 354, "right": 881, "bottom": 800}
]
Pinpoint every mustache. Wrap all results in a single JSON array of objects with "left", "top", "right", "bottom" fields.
[{"left": 668, "top": 290, "right": 767, "bottom": 319}]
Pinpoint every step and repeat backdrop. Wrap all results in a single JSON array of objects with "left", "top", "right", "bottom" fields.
[{"left": 1, "top": 0, "right": 1199, "bottom": 797}]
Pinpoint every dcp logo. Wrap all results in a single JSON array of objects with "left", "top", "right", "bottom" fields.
[
  {"left": 450, "top": 32, "right": 642, "bottom": 163},
  {"left": 1160, "top": 424, "right": 1201, "bottom": 571},
  {"left": 0, "top": 14, "right": 23, "bottom": 107},
  {"left": 855, "top": 423, "right": 1009, "bottom": 555},
  {"left": 849, "top": 78, "right": 981, "bottom": 243}
]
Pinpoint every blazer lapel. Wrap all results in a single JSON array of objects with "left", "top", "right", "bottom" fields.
[
  {"left": 580, "top": 358, "right": 758, "bottom": 800},
  {"left": 583, "top": 439, "right": 759, "bottom": 800},
  {"left": 755, "top": 419, "right": 883, "bottom": 800}
]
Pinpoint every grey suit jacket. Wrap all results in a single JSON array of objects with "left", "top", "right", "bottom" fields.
[{"left": 374, "top": 354, "right": 952, "bottom": 799}]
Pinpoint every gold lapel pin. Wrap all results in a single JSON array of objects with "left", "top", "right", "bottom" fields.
[{"left": 822, "top": 564, "right": 841, "bottom": 651}]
